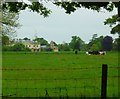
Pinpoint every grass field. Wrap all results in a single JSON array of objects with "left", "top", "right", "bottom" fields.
[{"left": 2, "top": 51, "right": 119, "bottom": 97}]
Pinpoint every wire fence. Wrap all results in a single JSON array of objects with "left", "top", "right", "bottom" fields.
[{"left": 2, "top": 66, "right": 119, "bottom": 98}]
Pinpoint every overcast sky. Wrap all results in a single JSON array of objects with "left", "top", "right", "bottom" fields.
[{"left": 16, "top": 2, "right": 118, "bottom": 44}]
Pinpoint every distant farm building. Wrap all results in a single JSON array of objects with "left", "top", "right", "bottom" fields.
[
  {"left": 22, "top": 40, "right": 40, "bottom": 52},
  {"left": 50, "top": 41, "right": 59, "bottom": 52},
  {"left": 15, "top": 39, "right": 41, "bottom": 52}
]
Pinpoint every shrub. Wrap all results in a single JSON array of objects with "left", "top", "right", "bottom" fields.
[
  {"left": 12, "top": 43, "right": 25, "bottom": 51},
  {"left": 2, "top": 46, "right": 13, "bottom": 51}
]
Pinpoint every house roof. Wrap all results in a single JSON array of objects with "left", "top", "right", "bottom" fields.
[
  {"left": 50, "top": 41, "right": 56, "bottom": 45},
  {"left": 15, "top": 39, "right": 39, "bottom": 45}
]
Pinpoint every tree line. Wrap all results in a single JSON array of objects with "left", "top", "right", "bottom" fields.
[
  {"left": 2, "top": 34, "right": 119, "bottom": 52},
  {"left": 58, "top": 34, "right": 118, "bottom": 52}
]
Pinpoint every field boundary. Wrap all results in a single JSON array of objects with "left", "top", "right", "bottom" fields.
[{"left": 2, "top": 65, "right": 119, "bottom": 98}]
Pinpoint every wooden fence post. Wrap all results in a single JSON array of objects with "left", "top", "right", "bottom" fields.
[{"left": 101, "top": 64, "right": 108, "bottom": 99}]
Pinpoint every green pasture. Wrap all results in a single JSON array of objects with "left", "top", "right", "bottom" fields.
[{"left": 2, "top": 51, "right": 119, "bottom": 97}]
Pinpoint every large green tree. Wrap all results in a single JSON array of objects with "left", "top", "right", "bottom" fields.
[
  {"left": 69, "top": 36, "right": 84, "bottom": 51},
  {"left": 88, "top": 34, "right": 104, "bottom": 51},
  {"left": 103, "top": 1, "right": 120, "bottom": 35},
  {"left": 104, "top": 14, "right": 120, "bottom": 35},
  {"left": 1, "top": 9, "right": 20, "bottom": 37},
  {"left": 58, "top": 42, "right": 70, "bottom": 51},
  {"left": 102, "top": 36, "right": 113, "bottom": 51},
  {"left": 2, "top": 1, "right": 119, "bottom": 14},
  {"left": 2, "top": 2, "right": 51, "bottom": 17},
  {"left": 33, "top": 37, "right": 48, "bottom": 46}
]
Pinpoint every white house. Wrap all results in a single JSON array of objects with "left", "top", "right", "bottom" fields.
[
  {"left": 22, "top": 40, "right": 41, "bottom": 52},
  {"left": 15, "top": 39, "right": 41, "bottom": 52}
]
